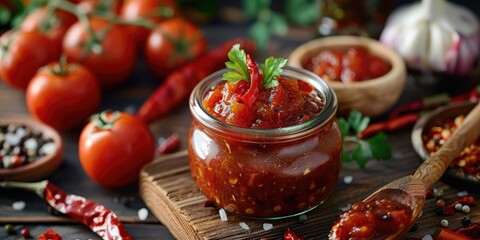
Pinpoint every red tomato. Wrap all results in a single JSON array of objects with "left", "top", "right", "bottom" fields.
[
  {"left": 20, "top": 7, "right": 77, "bottom": 57},
  {"left": 0, "top": 30, "right": 57, "bottom": 90},
  {"left": 79, "top": 112, "right": 155, "bottom": 187},
  {"left": 63, "top": 18, "right": 135, "bottom": 88},
  {"left": 120, "top": 0, "right": 180, "bottom": 48},
  {"left": 26, "top": 62, "right": 101, "bottom": 131},
  {"left": 144, "top": 17, "right": 207, "bottom": 79}
]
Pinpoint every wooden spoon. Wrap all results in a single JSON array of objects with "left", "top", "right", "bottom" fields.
[{"left": 362, "top": 102, "right": 480, "bottom": 240}]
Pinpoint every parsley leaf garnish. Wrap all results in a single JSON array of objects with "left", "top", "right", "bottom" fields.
[
  {"left": 222, "top": 44, "right": 287, "bottom": 89},
  {"left": 222, "top": 44, "right": 250, "bottom": 84},
  {"left": 338, "top": 109, "right": 392, "bottom": 169}
]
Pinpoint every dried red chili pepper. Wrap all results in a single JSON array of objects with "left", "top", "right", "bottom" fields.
[
  {"left": 39, "top": 229, "right": 63, "bottom": 240},
  {"left": 0, "top": 180, "right": 132, "bottom": 240},
  {"left": 455, "top": 223, "right": 480, "bottom": 238},
  {"left": 358, "top": 113, "right": 420, "bottom": 139},
  {"left": 442, "top": 195, "right": 477, "bottom": 216},
  {"left": 157, "top": 133, "right": 181, "bottom": 154},
  {"left": 284, "top": 228, "right": 304, "bottom": 240},
  {"left": 238, "top": 54, "right": 261, "bottom": 106},
  {"left": 438, "top": 228, "right": 474, "bottom": 240}
]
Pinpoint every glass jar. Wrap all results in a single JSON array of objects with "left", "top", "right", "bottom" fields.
[{"left": 188, "top": 66, "right": 342, "bottom": 219}]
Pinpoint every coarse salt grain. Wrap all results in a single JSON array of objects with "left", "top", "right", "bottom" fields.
[
  {"left": 40, "top": 142, "right": 57, "bottom": 155},
  {"left": 12, "top": 201, "right": 26, "bottom": 211},
  {"left": 219, "top": 208, "right": 228, "bottom": 222},
  {"left": 138, "top": 208, "right": 149, "bottom": 221},
  {"left": 263, "top": 223, "right": 273, "bottom": 231},
  {"left": 340, "top": 203, "right": 352, "bottom": 212},
  {"left": 239, "top": 222, "right": 250, "bottom": 232},
  {"left": 457, "top": 191, "right": 468, "bottom": 197},
  {"left": 422, "top": 235, "right": 433, "bottom": 240},
  {"left": 343, "top": 175, "right": 353, "bottom": 184}
]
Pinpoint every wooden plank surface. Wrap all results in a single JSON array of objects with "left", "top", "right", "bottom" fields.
[{"left": 140, "top": 138, "right": 480, "bottom": 240}]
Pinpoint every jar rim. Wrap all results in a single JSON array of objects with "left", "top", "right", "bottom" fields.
[{"left": 189, "top": 66, "right": 338, "bottom": 141}]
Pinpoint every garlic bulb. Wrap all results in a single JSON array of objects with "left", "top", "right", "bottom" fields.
[{"left": 380, "top": 0, "right": 480, "bottom": 76}]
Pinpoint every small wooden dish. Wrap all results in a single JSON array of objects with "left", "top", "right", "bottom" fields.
[
  {"left": 411, "top": 101, "right": 480, "bottom": 193},
  {"left": 0, "top": 118, "right": 63, "bottom": 181},
  {"left": 288, "top": 35, "right": 406, "bottom": 117}
]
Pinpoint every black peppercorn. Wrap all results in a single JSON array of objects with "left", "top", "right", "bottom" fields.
[
  {"left": 434, "top": 206, "right": 445, "bottom": 215},
  {"left": 462, "top": 216, "right": 471, "bottom": 226},
  {"left": 4, "top": 224, "right": 15, "bottom": 235}
]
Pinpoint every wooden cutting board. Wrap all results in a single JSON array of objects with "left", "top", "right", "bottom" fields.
[{"left": 138, "top": 150, "right": 387, "bottom": 240}]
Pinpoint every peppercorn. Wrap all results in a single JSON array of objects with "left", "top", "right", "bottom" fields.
[
  {"left": 436, "top": 199, "right": 445, "bottom": 207},
  {"left": 5, "top": 224, "right": 15, "bottom": 235},
  {"left": 440, "top": 219, "right": 449, "bottom": 228},
  {"left": 462, "top": 216, "right": 471, "bottom": 226},
  {"left": 454, "top": 203, "right": 463, "bottom": 211},
  {"left": 435, "top": 206, "right": 445, "bottom": 215},
  {"left": 21, "top": 228, "right": 30, "bottom": 238},
  {"left": 461, "top": 205, "right": 471, "bottom": 213}
]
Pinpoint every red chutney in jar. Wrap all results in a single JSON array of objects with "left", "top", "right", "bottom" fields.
[
  {"left": 306, "top": 47, "right": 391, "bottom": 83},
  {"left": 188, "top": 67, "right": 342, "bottom": 218},
  {"left": 329, "top": 198, "right": 413, "bottom": 240}
]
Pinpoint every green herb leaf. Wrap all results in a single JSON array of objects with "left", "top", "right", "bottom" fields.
[
  {"left": 249, "top": 20, "right": 270, "bottom": 51},
  {"left": 243, "top": 0, "right": 270, "bottom": 20},
  {"left": 348, "top": 109, "right": 370, "bottom": 135},
  {"left": 352, "top": 141, "right": 372, "bottom": 169},
  {"left": 285, "top": 0, "right": 319, "bottom": 26},
  {"left": 262, "top": 56, "right": 287, "bottom": 88},
  {"left": 337, "top": 118, "right": 350, "bottom": 137},
  {"left": 367, "top": 132, "right": 392, "bottom": 160},
  {"left": 222, "top": 44, "right": 250, "bottom": 84},
  {"left": 337, "top": 109, "right": 391, "bottom": 169},
  {"left": 270, "top": 13, "right": 288, "bottom": 35}
]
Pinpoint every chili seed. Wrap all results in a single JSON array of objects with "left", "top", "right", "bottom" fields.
[
  {"left": 461, "top": 205, "right": 471, "bottom": 213},
  {"left": 21, "top": 228, "right": 31, "bottom": 238},
  {"left": 462, "top": 216, "right": 471, "bottom": 226},
  {"left": 5, "top": 224, "right": 15, "bottom": 235},
  {"left": 440, "top": 219, "right": 449, "bottom": 227}
]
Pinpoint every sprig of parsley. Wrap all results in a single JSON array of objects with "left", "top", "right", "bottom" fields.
[
  {"left": 337, "top": 110, "right": 392, "bottom": 169},
  {"left": 222, "top": 44, "right": 287, "bottom": 89}
]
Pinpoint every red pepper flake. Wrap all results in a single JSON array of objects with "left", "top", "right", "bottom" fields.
[
  {"left": 203, "top": 199, "right": 216, "bottom": 208},
  {"left": 284, "top": 228, "right": 304, "bottom": 240},
  {"left": 39, "top": 229, "right": 63, "bottom": 240},
  {"left": 156, "top": 133, "right": 181, "bottom": 154}
]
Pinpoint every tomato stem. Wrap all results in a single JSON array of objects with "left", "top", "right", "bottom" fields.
[
  {"left": 91, "top": 111, "right": 120, "bottom": 130},
  {"left": 51, "top": 54, "right": 71, "bottom": 76}
]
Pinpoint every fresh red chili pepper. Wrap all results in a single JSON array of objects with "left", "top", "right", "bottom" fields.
[
  {"left": 455, "top": 223, "right": 480, "bottom": 239},
  {"left": 284, "top": 228, "right": 304, "bottom": 240},
  {"left": 438, "top": 228, "right": 474, "bottom": 240},
  {"left": 0, "top": 181, "right": 132, "bottom": 240},
  {"left": 137, "top": 38, "right": 256, "bottom": 124},
  {"left": 156, "top": 133, "right": 181, "bottom": 154},
  {"left": 389, "top": 100, "right": 424, "bottom": 119},
  {"left": 238, "top": 54, "right": 261, "bottom": 106},
  {"left": 39, "top": 229, "right": 63, "bottom": 240},
  {"left": 358, "top": 113, "right": 420, "bottom": 139}
]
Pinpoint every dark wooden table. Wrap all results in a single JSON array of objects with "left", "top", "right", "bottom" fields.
[{"left": 0, "top": 20, "right": 479, "bottom": 240}]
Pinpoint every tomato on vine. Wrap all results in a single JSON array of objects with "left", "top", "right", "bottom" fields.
[
  {"left": 144, "top": 17, "right": 207, "bottom": 79},
  {"left": 76, "top": 0, "right": 123, "bottom": 15},
  {"left": 120, "top": 0, "right": 180, "bottom": 48},
  {"left": 62, "top": 18, "right": 135, "bottom": 88},
  {"left": 0, "top": 30, "right": 57, "bottom": 90},
  {"left": 26, "top": 59, "right": 101, "bottom": 131},
  {"left": 79, "top": 111, "right": 155, "bottom": 187},
  {"left": 20, "top": 7, "right": 77, "bottom": 58}
]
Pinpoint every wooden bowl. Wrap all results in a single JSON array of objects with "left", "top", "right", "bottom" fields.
[
  {"left": 411, "top": 101, "right": 480, "bottom": 193},
  {"left": 288, "top": 35, "right": 406, "bottom": 117},
  {"left": 0, "top": 118, "right": 63, "bottom": 181}
]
